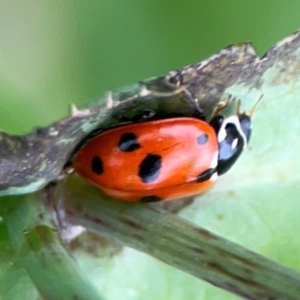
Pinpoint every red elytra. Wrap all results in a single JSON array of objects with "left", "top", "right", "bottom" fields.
[{"left": 73, "top": 117, "right": 219, "bottom": 202}]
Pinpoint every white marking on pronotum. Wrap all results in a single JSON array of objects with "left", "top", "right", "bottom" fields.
[
  {"left": 210, "top": 172, "right": 218, "bottom": 182},
  {"left": 217, "top": 115, "right": 248, "bottom": 149},
  {"left": 210, "top": 150, "right": 219, "bottom": 170},
  {"left": 231, "top": 138, "right": 238, "bottom": 150}
]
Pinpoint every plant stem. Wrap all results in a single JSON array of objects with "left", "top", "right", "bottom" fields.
[
  {"left": 59, "top": 177, "right": 300, "bottom": 300},
  {"left": 4, "top": 190, "right": 105, "bottom": 300}
]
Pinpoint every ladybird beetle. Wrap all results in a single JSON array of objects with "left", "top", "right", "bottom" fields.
[{"left": 73, "top": 95, "right": 262, "bottom": 202}]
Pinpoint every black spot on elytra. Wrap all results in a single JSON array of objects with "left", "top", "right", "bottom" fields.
[
  {"left": 196, "top": 168, "right": 215, "bottom": 182},
  {"left": 197, "top": 133, "right": 209, "bottom": 145},
  {"left": 118, "top": 132, "right": 141, "bottom": 152},
  {"left": 139, "top": 154, "right": 162, "bottom": 183},
  {"left": 140, "top": 195, "right": 162, "bottom": 203},
  {"left": 91, "top": 156, "right": 103, "bottom": 175}
]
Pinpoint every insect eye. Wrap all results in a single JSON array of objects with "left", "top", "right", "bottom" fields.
[{"left": 238, "top": 114, "right": 252, "bottom": 142}]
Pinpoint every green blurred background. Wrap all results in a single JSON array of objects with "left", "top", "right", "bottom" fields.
[{"left": 1, "top": 0, "right": 300, "bottom": 134}]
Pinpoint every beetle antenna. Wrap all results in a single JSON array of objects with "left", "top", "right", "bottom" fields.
[
  {"left": 211, "top": 95, "right": 232, "bottom": 118},
  {"left": 237, "top": 94, "right": 264, "bottom": 117},
  {"left": 248, "top": 94, "right": 263, "bottom": 117}
]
